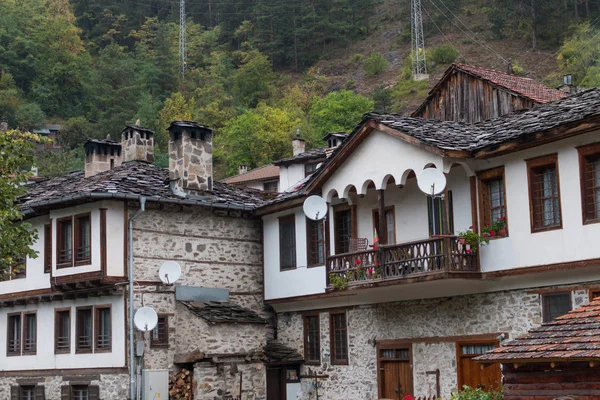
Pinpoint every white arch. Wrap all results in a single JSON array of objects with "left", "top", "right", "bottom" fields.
[
  {"left": 342, "top": 184, "right": 357, "bottom": 200},
  {"left": 325, "top": 188, "right": 340, "bottom": 203},
  {"left": 359, "top": 179, "right": 376, "bottom": 196}
]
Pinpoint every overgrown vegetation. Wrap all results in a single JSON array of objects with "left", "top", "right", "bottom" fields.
[
  {"left": 450, "top": 386, "right": 503, "bottom": 400},
  {"left": 364, "top": 52, "right": 389, "bottom": 76}
]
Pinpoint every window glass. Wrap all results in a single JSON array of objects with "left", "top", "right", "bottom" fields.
[
  {"left": 279, "top": 216, "right": 296, "bottom": 270},
  {"left": 20, "top": 386, "right": 35, "bottom": 400},
  {"left": 72, "top": 385, "right": 89, "bottom": 400},
  {"left": 151, "top": 316, "right": 168, "bottom": 347},
  {"left": 23, "top": 313, "right": 36, "bottom": 354},
  {"left": 56, "top": 310, "right": 70, "bottom": 353},
  {"left": 307, "top": 219, "right": 325, "bottom": 266},
  {"left": 330, "top": 312, "right": 348, "bottom": 364},
  {"left": 543, "top": 292, "right": 571, "bottom": 322},
  {"left": 76, "top": 308, "right": 93, "bottom": 352},
  {"left": 335, "top": 209, "right": 351, "bottom": 254},
  {"left": 304, "top": 315, "right": 320, "bottom": 363},
  {"left": 96, "top": 307, "right": 111, "bottom": 350},
  {"left": 7, "top": 314, "right": 21, "bottom": 355}
]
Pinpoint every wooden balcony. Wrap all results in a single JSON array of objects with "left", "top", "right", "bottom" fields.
[{"left": 326, "top": 236, "right": 480, "bottom": 290}]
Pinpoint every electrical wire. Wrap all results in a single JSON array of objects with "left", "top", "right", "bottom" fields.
[{"left": 422, "top": 2, "right": 462, "bottom": 59}]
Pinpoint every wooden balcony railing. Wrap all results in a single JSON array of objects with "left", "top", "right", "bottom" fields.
[{"left": 327, "top": 236, "right": 479, "bottom": 289}]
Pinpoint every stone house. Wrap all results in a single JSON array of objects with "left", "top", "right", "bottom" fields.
[
  {"left": 258, "top": 88, "right": 600, "bottom": 399},
  {"left": 0, "top": 121, "right": 295, "bottom": 400}
]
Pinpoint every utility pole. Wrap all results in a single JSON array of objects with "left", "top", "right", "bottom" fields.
[
  {"left": 179, "top": 0, "right": 186, "bottom": 77},
  {"left": 411, "top": 0, "right": 428, "bottom": 81}
]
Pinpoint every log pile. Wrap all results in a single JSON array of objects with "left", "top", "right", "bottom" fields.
[{"left": 169, "top": 368, "right": 193, "bottom": 400}]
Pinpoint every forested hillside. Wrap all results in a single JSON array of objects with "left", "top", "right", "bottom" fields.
[{"left": 1, "top": 0, "right": 600, "bottom": 178}]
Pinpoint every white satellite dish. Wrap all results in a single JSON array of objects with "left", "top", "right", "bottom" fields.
[
  {"left": 303, "top": 195, "right": 328, "bottom": 221},
  {"left": 134, "top": 307, "right": 158, "bottom": 332},
  {"left": 417, "top": 168, "right": 447, "bottom": 196},
  {"left": 159, "top": 261, "right": 182, "bottom": 285}
]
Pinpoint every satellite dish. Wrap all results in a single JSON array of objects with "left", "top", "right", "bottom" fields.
[
  {"left": 159, "top": 261, "right": 182, "bottom": 285},
  {"left": 134, "top": 307, "right": 158, "bottom": 332},
  {"left": 417, "top": 168, "right": 447, "bottom": 196},
  {"left": 303, "top": 195, "right": 328, "bottom": 221}
]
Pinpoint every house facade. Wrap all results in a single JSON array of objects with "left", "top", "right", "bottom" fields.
[{"left": 258, "top": 89, "right": 600, "bottom": 399}]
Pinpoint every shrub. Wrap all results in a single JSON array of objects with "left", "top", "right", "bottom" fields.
[
  {"left": 429, "top": 44, "right": 459, "bottom": 65},
  {"left": 349, "top": 53, "right": 364, "bottom": 65},
  {"left": 450, "top": 386, "right": 503, "bottom": 400},
  {"left": 364, "top": 52, "right": 389, "bottom": 77}
]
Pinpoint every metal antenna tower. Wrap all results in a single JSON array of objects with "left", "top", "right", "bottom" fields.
[
  {"left": 179, "top": 0, "right": 186, "bottom": 77},
  {"left": 411, "top": 0, "right": 428, "bottom": 81}
]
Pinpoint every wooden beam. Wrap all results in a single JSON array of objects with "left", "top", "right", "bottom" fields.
[{"left": 377, "top": 189, "right": 387, "bottom": 245}]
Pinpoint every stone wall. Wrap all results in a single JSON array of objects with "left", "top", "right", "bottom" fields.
[
  {"left": 168, "top": 126, "right": 213, "bottom": 192},
  {"left": 276, "top": 286, "right": 598, "bottom": 400},
  {"left": 194, "top": 361, "right": 267, "bottom": 400},
  {"left": 0, "top": 373, "right": 128, "bottom": 400}
]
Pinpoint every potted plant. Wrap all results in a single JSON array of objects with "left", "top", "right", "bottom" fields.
[
  {"left": 482, "top": 217, "right": 507, "bottom": 238},
  {"left": 457, "top": 227, "right": 489, "bottom": 253}
]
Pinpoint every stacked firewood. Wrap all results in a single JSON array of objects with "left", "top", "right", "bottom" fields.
[{"left": 169, "top": 368, "right": 193, "bottom": 400}]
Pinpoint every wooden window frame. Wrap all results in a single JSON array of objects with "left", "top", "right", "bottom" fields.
[
  {"left": 329, "top": 311, "right": 349, "bottom": 365},
  {"left": 279, "top": 215, "right": 297, "bottom": 271},
  {"left": 22, "top": 312, "right": 36, "bottom": 355},
  {"left": 55, "top": 308, "right": 71, "bottom": 354},
  {"left": 263, "top": 180, "right": 278, "bottom": 193},
  {"left": 44, "top": 223, "right": 52, "bottom": 273},
  {"left": 590, "top": 288, "right": 600, "bottom": 302},
  {"left": 75, "top": 306, "right": 93, "bottom": 354},
  {"left": 542, "top": 291, "right": 572, "bottom": 323},
  {"left": 94, "top": 305, "right": 111, "bottom": 353},
  {"left": 577, "top": 142, "right": 600, "bottom": 224},
  {"left": 477, "top": 166, "right": 509, "bottom": 238},
  {"left": 372, "top": 205, "right": 396, "bottom": 245},
  {"left": 7, "top": 312, "right": 21, "bottom": 357},
  {"left": 303, "top": 313, "right": 321, "bottom": 365},
  {"left": 151, "top": 315, "right": 169, "bottom": 348},
  {"left": 526, "top": 154, "right": 563, "bottom": 233},
  {"left": 304, "top": 163, "right": 318, "bottom": 177},
  {"left": 456, "top": 339, "right": 500, "bottom": 391},
  {"left": 74, "top": 213, "right": 92, "bottom": 266},
  {"left": 306, "top": 218, "right": 326, "bottom": 267},
  {"left": 56, "top": 216, "right": 73, "bottom": 268},
  {"left": 333, "top": 203, "right": 356, "bottom": 254}
]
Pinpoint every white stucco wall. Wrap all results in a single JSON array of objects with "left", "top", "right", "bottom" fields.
[
  {"left": 279, "top": 164, "right": 305, "bottom": 191},
  {"left": 0, "top": 295, "right": 126, "bottom": 371}
]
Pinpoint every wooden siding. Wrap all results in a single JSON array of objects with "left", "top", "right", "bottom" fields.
[
  {"left": 415, "top": 70, "right": 535, "bottom": 123},
  {"left": 503, "top": 362, "right": 600, "bottom": 399}
]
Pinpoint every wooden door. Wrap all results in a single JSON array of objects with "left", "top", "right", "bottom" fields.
[
  {"left": 378, "top": 347, "right": 413, "bottom": 400},
  {"left": 267, "top": 367, "right": 285, "bottom": 400},
  {"left": 457, "top": 341, "right": 501, "bottom": 391}
]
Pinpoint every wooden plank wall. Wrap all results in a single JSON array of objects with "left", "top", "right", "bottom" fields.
[
  {"left": 502, "top": 362, "right": 600, "bottom": 399},
  {"left": 416, "top": 71, "right": 534, "bottom": 123}
]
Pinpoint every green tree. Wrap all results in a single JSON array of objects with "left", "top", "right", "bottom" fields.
[
  {"left": 557, "top": 22, "right": 600, "bottom": 86},
  {"left": 35, "top": 148, "right": 84, "bottom": 178},
  {"left": 373, "top": 85, "right": 393, "bottom": 113},
  {"left": 364, "top": 52, "right": 388, "bottom": 77},
  {"left": 0, "top": 130, "right": 43, "bottom": 277},
  {"left": 310, "top": 90, "right": 374, "bottom": 136},
  {"left": 59, "top": 117, "right": 98, "bottom": 149},
  {"left": 233, "top": 50, "right": 275, "bottom": 108},
  {"left": 15, "top": 103, "right": 45, "bottom": 131}
]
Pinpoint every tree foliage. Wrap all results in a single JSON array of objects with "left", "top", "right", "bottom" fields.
[{"left": 310, "top": 90, "right": 374, "bottom": 136}]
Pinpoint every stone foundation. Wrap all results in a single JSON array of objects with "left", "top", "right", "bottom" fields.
[{"left": 194, "top": 361, "right": 266, "bottom": 400}]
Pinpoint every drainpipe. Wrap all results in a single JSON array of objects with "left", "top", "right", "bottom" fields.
[{"left": 128, "top": 197, "right": 146, "bottom": 400}]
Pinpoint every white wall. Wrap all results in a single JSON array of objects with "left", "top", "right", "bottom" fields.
[
  {"left": 105, "top": 201, "right": 126, "bottom": 277},
  {"left": 263, "top": 207, "right": 327, "bottom": 300},
  {"left": 279, "top": 164, "right": 306, "bottom": 192},
  {"left": 0, "top": 295, "right": 126, "bottom": 371}
]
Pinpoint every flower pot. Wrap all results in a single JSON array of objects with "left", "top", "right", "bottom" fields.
[
  {"left": 459, "top": 237, "right": 466, "bottom": 245},
  {"left": 497, "top": 227, "right": 507, "bottom": 236}
]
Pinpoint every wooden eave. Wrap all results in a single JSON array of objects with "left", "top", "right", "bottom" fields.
[
  {"left": 254, "top": 194, "right": 306, "bottom": 217},
  {"left": 477, "top": 357, "right": 600, "bottom": 365},
  {"left": 0, "top": 285, "right": 123, "bottom": 308}
]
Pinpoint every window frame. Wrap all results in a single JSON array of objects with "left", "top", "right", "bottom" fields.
[
  {"left": 151, "top": 315, "right": 169, "bottom": 348},
  {"left": 263, "top": 180, "right": 278, "bottom": 193},
  {"left": 477, "top": 166, "right": 509, "bottom": 237},
  {"left": 526, "top": 154, "right": 562, "bottom": 233},
  {"left": 306, "top": 218, "right": 326, "bottom": 267},
  {"left": 329, "top": 311, "right": 349, "bottom": 365},
  {"left": 542, "top": 292, "right": 572, "bottom": 323},
  {"left": 44, "top": 223, "right": 52, "bottom": 273},
  {"left": 22, "top": 312, "right": 37, "bottom": 355},
  {"left": 333, "top": 204, "right": 354, "bottom": 254},
  {"left": 7, "top": 312, "right": 21, "bottom": 357},
  {"left": 303, "top": 313, "right": 321, "bottom": 365},
  {"left": 94, "top": 305, "right": 111, "bottom": 353},
  {"left": 279, "top": 215, "right": 297, "bottom": 271},
  {"left": 74, "top": 212, "right": 92, "bottom": 266},
  {"left": 577, "top": 142, "right": 600, "bottom": 225},
  {"left": 75, "top": 306, "right": 93, "bottom": 354},
  {"left": 55, "top": 308, "right": 71, "bottom": 354},
  {"left": 19, "top": 385, "right": 36, "bottom": 400},
  {"left": 56, "top": 216, "right": 74, "bottom": 268},
  {"left": 372, "top": 205, "right": 396, "bottom": 245},
  {"left": 304, "top": 163, "right": 318, "bottom": 177}
]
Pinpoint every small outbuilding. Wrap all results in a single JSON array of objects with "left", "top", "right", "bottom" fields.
[{"left": 476, "top": 297, "right": 600, "bottom": 399}]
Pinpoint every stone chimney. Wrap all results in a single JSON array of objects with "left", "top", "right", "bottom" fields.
[
  {"left": 238, "top": 164, "right": 248, "bottom": 175},
  {"left": 121, "top": 124, "right": 154, "bottom": 163},
  {"left": 84, "top": 136, "right": 123, "bottom": 178},
  {"left": 167, "top": 120, "right": 213, "bottom": 193},
  {"left": 292, "top": 129, "right": 305, "bottom": 156}
]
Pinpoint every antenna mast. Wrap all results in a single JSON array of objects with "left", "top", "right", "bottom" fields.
[
  {"left": 411, "top": 0, "right": 428, "bottom": 81},
  {"left": 179, "top": 0, "right": 186, "bottom": 77}
]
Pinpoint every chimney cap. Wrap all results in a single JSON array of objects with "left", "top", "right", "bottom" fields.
[
  {"left": 167, "top": 120, "right": 213, "bottom": 132},
  {"left": 122, "top": 124, "right": 155, "bottom": 135},
  {"left": 322, "top": 132, "right": 348, "bottom": 141}
]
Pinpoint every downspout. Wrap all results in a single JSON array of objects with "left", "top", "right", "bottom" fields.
[{"left": 128, "top": 197, "right": 146, "bottom": 400}]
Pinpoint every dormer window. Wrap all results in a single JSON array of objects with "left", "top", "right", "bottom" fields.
[
  {"left": 57, "top": 213, "right": 92, "bottom": 268},
  {"left": 305, "top": 163, "right": 318, "bottom": 177}
]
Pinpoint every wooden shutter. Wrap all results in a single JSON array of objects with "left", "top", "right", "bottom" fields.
[
  {"left": 35, "top": 385, "right": 46, "bottom": 400},
  {"left": 88, "top": 385, "right": 100, "bottom": 400},
  {"left": 60, "top": 385, "right": 70, "bottom": 400},
  {"left": 44, "top": 224, "right": 52, "bottom": 273},
  {"left": 10, "top": 386, "right": 18, "bottom": 400}
]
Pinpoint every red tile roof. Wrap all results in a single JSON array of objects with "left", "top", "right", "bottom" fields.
[
  {"left": 454, "top": 63, "right": 568, "bottom": 104},
  {"left": 221, "top": 163, "right": 280, "bottom": 184},
  {"left": 476, "top": 297, "right": 600, "bottom": 363}
]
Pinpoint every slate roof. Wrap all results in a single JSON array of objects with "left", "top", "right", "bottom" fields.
[
  {"left": 221, "top": 163, "right": 280, "bottom": 184},
  {"left": 453, "top": 63, "right": 568, "bottom": 103},
  {"left": 262, "top": 341, "right": 304, "bottom": 364},
  {"left": 272, "top": 147, "right": 328, "bottom": 166},
  {"left": 179, "top": 301, "right": 267, "bottom": 324},
  {"left": 20, "top": 161, "right": 266, "bottom": 215},
  {"left": 476, "top": 297, "right": 600, "bottom": 363},
  {"left": 122, "top": 124, "right": 154, "bottom": 135}
]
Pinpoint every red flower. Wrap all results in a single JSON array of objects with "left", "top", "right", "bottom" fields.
[
  {"left": 466, "top": 249, "right": 471, "bottom": 254},
  {"left": 486, "top": 222, "right": 491, "bottom": 226},
  {"left": 368, "top": 267, "right": 374, "bottom": 275},
  {"left": 489, "top": 230, "right": 495, "bottom": 237},
  {"left": 355, "top": 258, "right": 361, "bottom": 265},
  {"left": 403, "top": 396, "right": 414, "bottom": 400}
]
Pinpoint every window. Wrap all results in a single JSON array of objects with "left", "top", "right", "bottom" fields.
[
  {"left": 57, "top": 213, "right": 92, "bottom": 268},
  {"left": 590, "top": 289, "right": 600, "bottom": 302},
  {"left": 330, "top": 311, "right": 348, "bottom": 365},
  {"left": 279, "top": 215, "right": 296, "bottom": 270},
  {"left": 306, "top": 219, "right": 325, "bottom": 266},
  {"left": 542, "top": 292, "right": 572, "bottom": 322},
  {"left": 22, "top": 313, "right": 36, "bottom": 354},
  {"left": 61, "top": 384, "right": 99, "bottom": 400},
  {"left": 578, "top": 143, "right": 600, "bottom": 223},
  {"left": 527, "top": 154, "right": 562, "bottom": 232},
  {"left": 20, "top": 386, "right": 36, "bottom": 400},
  {"left": 7, "top": 313, "right": 21, "bottom": 356},
  {"left": 44, "top": 224, "right": 52, "bottom": 273},
  {"left": 263, "top": 181, "right": 278, "bottom": 192},
  {"left": 72, "top": 385, "right": 89, "bottom": 400},
  {"left": 76, "top": 307, "right": 93, "bottom": 353},
  {"left": 55, "top": 309, "right": 71, "bottom": 354},
  {"left": 151, "top": 316, "right": 169, "bottom": 347},
  {"left": 303, "top": 314, "right": 320, "bottom": 364},
  {"left": 373, "top": 206, "right": 396, "bottom": 244},
  {"left": 10, "top": 385, "right": 43, "bottom": 400},
  {"left": 74, "top": 214, "right": 91, "bottom": 265},
  {"left": 334, "top": 207, "right": 352, "bottom": 254},
  {"left": 427, "top": 195, "right": 452, "bottom": 236},
  {"left": 95, "top": 306, "right": 111, "bottom": 351},
  {"left": 57, "top": 217, "right": 73, "bottom": 267},
  {"left": 305, "top": 163, "right": 318, "bottom": 177},
  {"left": 478, "top": 167, "right": 508, "bottom": 236}
]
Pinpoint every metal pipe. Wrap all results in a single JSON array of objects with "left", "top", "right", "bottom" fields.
[{"left": 129, "top": 197, "right": 146, "bottom": 400}]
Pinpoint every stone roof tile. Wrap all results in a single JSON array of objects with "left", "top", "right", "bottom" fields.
[{"left": 179, "top": 301, "right": 267, "bottom": 324}]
